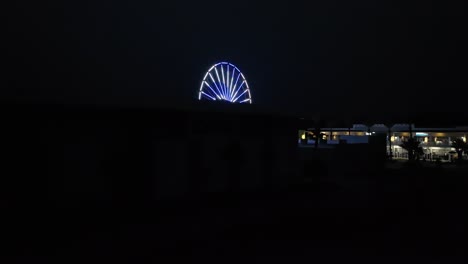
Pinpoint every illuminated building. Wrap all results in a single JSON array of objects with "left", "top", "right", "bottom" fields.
[{"left": 299, "top": 124, "right": 468, "bottom": 161}]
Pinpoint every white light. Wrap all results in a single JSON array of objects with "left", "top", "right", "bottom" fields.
[
  {"left": 241, "top": 72, "right": 252, "bottom": 103},
  {"left": 226, "top": 64, "right": 230, "bottom": 100},
  {"left": 230, "top": 67, "right": 235, "bottom": 97},
  {"left": 204, "top": 81, "right": 221, "bottom": 99},
  {"left": 214, "top": 67, "right": 225, "bottom": 99},
  {"left": 198, "top": 70, "right": 213, "bottom": 100},
  {"left": 198, "top": 62, "right": 252, "bottom": 104},
  {"left": 232, "top": 89, "right": 248, "bottom": 102},
  {"left": 208, "top": 73, "right": 224, "bottom": 99},
  {"left": 201, "top": 91, "right": 216, "bottom": 100},
  {"left": 231, "top": 70, "right": 242, "bottom": 99},
  {"left": 231, "top": 81, "right": 245, "bottom": 101},
  {"left": 221, "top": 64, "right": 227, "bottom": 100}
]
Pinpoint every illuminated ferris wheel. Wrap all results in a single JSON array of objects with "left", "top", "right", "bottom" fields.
[{"left": 198, "top": 62, "right": 252, "bottom": 104}]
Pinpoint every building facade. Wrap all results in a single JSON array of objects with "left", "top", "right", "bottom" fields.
[{"left": 299, "top": 124, "right": 468, "bottom": 162}]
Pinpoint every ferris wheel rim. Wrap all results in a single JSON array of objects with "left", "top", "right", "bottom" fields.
[{"left": 198, "top": 62, "right": 252, "bottom": 104}]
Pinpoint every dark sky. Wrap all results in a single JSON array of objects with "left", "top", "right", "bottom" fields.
[{"left": 6, "top": 0, "right": 467, "bottom": 118}]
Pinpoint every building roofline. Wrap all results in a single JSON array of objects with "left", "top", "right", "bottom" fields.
[{"left": 307, "top": 127, "right": 468, "bottom": 133}]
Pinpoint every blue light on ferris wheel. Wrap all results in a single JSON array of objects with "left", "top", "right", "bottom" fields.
[{"left": 198, "top": 62, "right": 252, "bottom": 104}]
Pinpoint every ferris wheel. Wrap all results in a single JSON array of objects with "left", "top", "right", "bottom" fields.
[{"left": 198, "top": 62, "right": 252, "bottom": 104}]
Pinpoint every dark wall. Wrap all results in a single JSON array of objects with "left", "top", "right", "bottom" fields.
[
  {"left": 298, "top": 134, "right": 387, "bottom": 190},
  {"left": 3, "top": 104, "right": 298, "bottom": 208}
]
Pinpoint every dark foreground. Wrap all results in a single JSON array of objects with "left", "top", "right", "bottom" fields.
[
  {"left": 3, "top": 105, "right": 466, "bottom": 263},
  {"left": 6, "top": 166, "right": 466, "bottom": 263}
]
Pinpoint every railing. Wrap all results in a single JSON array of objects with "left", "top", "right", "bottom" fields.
[
  {"left": 419, "top": 141, "right": 452, "bottom": 147},
  {"left": 392, "top": 152, "right": 409, "bottom": 159},
  {"left": 390, "top": 140, "right": 452, "bottom": 148},
  {"left": 389, "top": 152, "right": 458, "bottom": 162}
]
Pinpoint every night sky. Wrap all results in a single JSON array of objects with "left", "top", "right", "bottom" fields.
[{"left": 6, "top": 0, "right": 467, "bottom": 119}]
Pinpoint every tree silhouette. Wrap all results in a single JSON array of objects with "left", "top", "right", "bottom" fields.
[
  {"left": 451, "top": 138, "right": 468, "bottom": 164},
  {"left": 384, "top": 123, "right": 395, "bottom": 159},
  {"left": 400, "top": 137, "right": 423, "bottom": 161},
  {"left": 313, "top": 120, "right": 325, "bottom": 149}
]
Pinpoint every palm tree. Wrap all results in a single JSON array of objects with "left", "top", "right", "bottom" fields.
[
  {"left": 400, "top": 137, "right": 423, "bottom": 161},
  {"left": 451, "top": 138, "right": 468, "bottom": 163},
  {"left": 384, "top": 123, "right": 395, "bottom": 159}
]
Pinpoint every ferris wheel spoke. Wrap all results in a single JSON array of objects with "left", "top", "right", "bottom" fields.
[
  {"left": 232, "top": 88, "right": 248, "bottom": 103},
  {"left": 226, "top": 64, "right": 231, "bottom": 101},
  {"left": 230, "top": 71, "right": 242, "bottom": 99},
  {"left": 229, "top": 67, "right": 236, "bottom": 99},
  {"left": 209, "top": 73, "right": 224, "bottom": 99},
  {"left": 204, "top": 81, "right": 220, "bottom": 99},
  {"left": 214, "top": 67, "right": 226, "bottom": 99},
  {"left": 231, "top": 80, "right": 245, "bottom": 101},
  {"left": 221, "top": 64, "right": 228, "bottom": 100},
  {"left": 201, "top": 91, "right": 216, "bottom": 100},
  {"left": 199, "top": 62, "right": 252, "bottom": 104},
  {"left": 220, "top": 65, "right": 224, "bottom": 97}
]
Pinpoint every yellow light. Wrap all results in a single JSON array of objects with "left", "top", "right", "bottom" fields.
[
  {"left": 463, "top": 137, "right": 466, "bottom": 143},
  {"left": 301, "top": 133, "right": 306, "bottom": 140},
  {"left": 424, "top": 137, "right": 428, "bottom": 143},
  {"left": 390, "top": 136, "right": 395, "bottom": 142}
]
